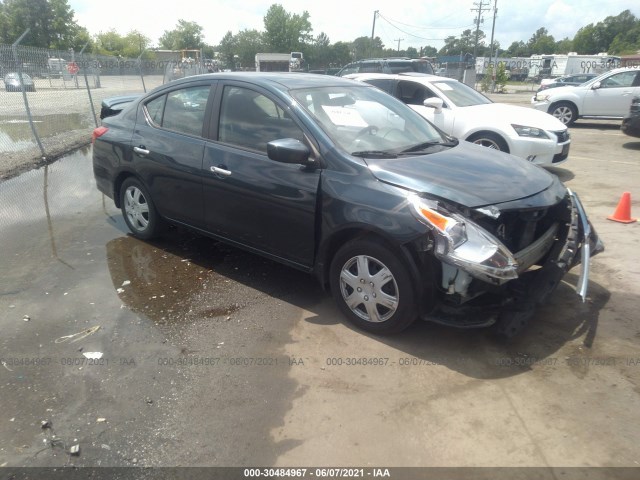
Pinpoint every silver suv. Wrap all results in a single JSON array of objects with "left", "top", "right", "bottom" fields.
[{"left": 337, "top": 58, "right": 434, "bottom": 76}]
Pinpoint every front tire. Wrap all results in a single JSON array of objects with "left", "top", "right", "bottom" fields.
[
  {"left": 330, "top": 238, "right": 417, "bottom": 334},
  {"left": 119, "top": 177, "right": 164, "bottom": 240},
  {"left": 549, "top": 101, "right": 577, "bottom": 126},
  {"left": 467, "top": 132, "right": 509, "bottom": 152}
]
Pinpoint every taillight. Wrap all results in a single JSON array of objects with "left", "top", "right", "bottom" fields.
[{"left": 92, "top": 126, "right": 109, "bottom": 144}]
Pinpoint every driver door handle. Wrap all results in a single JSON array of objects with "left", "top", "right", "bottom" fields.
[
  {"left": 133, "top": 146, "right": 150, "bottom": 156},
  {"left": 210, "top": 166, "right": 232, "bottom": 176}
]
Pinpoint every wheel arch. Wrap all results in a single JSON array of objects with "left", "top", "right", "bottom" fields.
[
  {"left": 112, "top": 169, "right": 142, "bottom": 208},
  {"left": 316, "top": 227, "right": 439, "bottom": 315},
  {"left": 465, "top": 130, "right": 511, "bottom": 153},
  {"left": 549, "top": 99, "right": 579, "bottom": 119}
]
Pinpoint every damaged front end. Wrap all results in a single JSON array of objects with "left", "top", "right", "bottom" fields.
[{"left": 412, "top": 185, "right": 604, "bottom": 337}]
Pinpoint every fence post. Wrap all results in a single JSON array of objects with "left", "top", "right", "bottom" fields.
[
  {"left": 12, "top": 29, "right": 46, "bottom": 158},
  {"left": 80, "top": 43, "right": 98, "bottom": 128},
  {"left": 137, "top": 51, "right": 147, "bottom": 93}
]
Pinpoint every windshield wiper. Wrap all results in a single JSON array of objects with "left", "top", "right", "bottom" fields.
[
  {"left": 351, "top": 150, "right": 398, "bottom": 158},
  {"left": 399, "top": 139, "right": 457, "bottom": 154}
]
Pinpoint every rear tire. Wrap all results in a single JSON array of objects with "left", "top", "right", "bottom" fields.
[
  {"left": 330, "top": 238, "right": 417, "bottom": 334},
  {"left": 119, "top": 177, "right": 164, "bottom": 240}
]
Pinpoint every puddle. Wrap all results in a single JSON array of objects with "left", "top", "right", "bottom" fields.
[{"left": 0, "top": 113, "right": 93, "bottom": 152}]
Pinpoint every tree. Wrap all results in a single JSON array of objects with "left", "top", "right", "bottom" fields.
[
  {"left": 218, "top": 31, "right": 237, "bottom": 69},
  {"left": 528, "top": 27, "right": 555, "bottom": 54},
  {"left": 351, "top": 36, "right": 384, "bottom": 59},
  {"left": 554, "top": 37, "right": 574, "bottom": 54},
  {"left": 159, "top": 20, "right": 205, "bottom": 50},
  {"left": 505, "top": 41, "right": 529, "bottom": 57},
  {"left": 95, "top": 30, "right": 150, "bottom": 57},
  {"left": 0, "top": 0, "right": 80, "bottom": 48},
  {"left": 263, "top": 4, "right": 312, "bottom": 52},
  {"left": 330, "top": 41, "right": 352, "bottom": 67},
  {"left": 573, "top": 25, "right": 598, "bottom": 54},
  {"left": 420, "top": 45, "right": 438, "bottom": 57},
  {"left": 406, "top": 46, "right": 418, "bottom": 58},
  {"left": 309, "top": 32, "right": 332, "bottom": 68},
  {"left": 234, "top": 29, "right": 265, "bottom": 68},
  {"left": 574, "top": 10, "right": 639, "bottom": 54}
]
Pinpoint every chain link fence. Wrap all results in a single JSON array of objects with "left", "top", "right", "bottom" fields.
[{"left": 1, "top": 39, "right": 204, "bottom": 179}]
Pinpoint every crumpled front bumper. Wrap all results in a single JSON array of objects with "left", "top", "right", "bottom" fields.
[
  {"left": 425, "top": 189, "right": 604, "bottom": 332},
  {"left": 566, "top": 189, "right": 604, "bottom": 301}
]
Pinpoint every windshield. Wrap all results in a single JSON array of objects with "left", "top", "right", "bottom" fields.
[
  {"left": 431, "top": 80, "right": 492, "bottom": 107},
  {"left": 290, "top": 85, "right": 447, "bottom": 156}
]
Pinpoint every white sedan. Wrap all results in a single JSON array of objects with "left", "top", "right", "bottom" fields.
[
  {"left": 532, "top": 67, "right": 640, "bottom": 126},
  {"left": 347, "top": 72, "right": 571, "bottom": 167}
]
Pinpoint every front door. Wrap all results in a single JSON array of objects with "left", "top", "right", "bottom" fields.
[{"left": 202, "top": 83, "right": 321, "bottom": 268}]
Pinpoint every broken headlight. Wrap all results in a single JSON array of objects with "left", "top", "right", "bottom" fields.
[{"left": 411, "top": 197, "right": 518, "bottom": 283}]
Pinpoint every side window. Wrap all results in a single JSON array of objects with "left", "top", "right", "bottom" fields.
[
  {"left": 338, "top": 63, "right": 359, "bottom": 76},
  {"left": 160, "top": 85, "right": 210, "bottom": 136},
  {"left": 365, "top": 79, "right": 396, "bottom": 95},
  {"left": 397, "top": 81, "right": 439, "bottom": 106},
  {"left": 218, "top": 86, "right": 305, "bottom": 153},
  {"left": 600, "top": 71, "right": 637, "bottom": 88},
  {"left": 360, "top": 61, "right": 383, "bottom": 73},
  {"left": 145, "top": 95, "right": 165, "bottom": 125}
]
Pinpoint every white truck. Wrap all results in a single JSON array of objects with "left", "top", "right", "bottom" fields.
[{"left": 255, "top": 52, "right": 304, "bottom": 72}]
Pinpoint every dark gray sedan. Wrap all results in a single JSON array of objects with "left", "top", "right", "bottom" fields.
[
  {"left": 92, "top": 73, "right": 602, "bottom": 337},
  {"left": 3, "top": 72, "right": 36, "bottom": 92}
]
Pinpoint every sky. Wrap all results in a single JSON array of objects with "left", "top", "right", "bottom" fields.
[{"left": 70, "top": 0, "right": 640, "bottom": 52}]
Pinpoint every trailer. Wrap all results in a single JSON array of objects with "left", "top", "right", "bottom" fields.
[
  {"left": 475, "top": 57, "right": 530, "bottom": 81},
  {"left": 255, "top": 52, "right": 305, "bottom": 72},
  {"left": 527, "top": 53, "right": 620, "bottom": 80}
]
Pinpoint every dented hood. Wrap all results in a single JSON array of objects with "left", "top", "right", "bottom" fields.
[{"left": 365, "top": 141, "right": 555, "bottom": 208}]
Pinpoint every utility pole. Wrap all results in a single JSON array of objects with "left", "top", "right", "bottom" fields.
[
  {"left": 394, "top": 38, "right": 404, "bottom": 54},
  {"left": 471, "top": 0, "right": 490, "bottom": 60},
  {"left": 371, "top": 10, "right": 379, "bottom": 40},
  {"left": 488, "top": 0, "right": 498, "bottom": 61},
  {"left": 371, "top": 10, "right": 379, "bottom": 58}
]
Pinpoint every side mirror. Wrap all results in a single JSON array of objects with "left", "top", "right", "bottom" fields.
[
  {"left": 591, "top": 81, "right": 601, "bottom": 90},
  {"left": 267, "top": 138, "right": 313, "bottom": 166},
  {"left": 423, "top": 97, "right": 444, "bottom": 113}
]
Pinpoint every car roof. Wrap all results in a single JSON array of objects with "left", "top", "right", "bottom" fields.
[
  {"left": 154, "top": 72, "right": 360, "bottom": 92},
  {"left": 346, "top": 72, "right": 453, "bottom": 83}
]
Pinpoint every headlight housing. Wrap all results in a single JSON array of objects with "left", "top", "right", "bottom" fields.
[
  {"left": 410, "top": 196, "right": 518, "bottom": 283},
  {"left": 512, "top": 124, "right": 550, "bottom": 139},
  {"left": 535, "top": 93, "right": 551, "bottom": 102}
]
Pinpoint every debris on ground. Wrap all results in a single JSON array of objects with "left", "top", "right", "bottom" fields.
[
  {"left": 55, "top": 325, "right": 101, "bottom": 344},
  {"left": 41, "top": 420, "right": 52, "bottom": 429},
  {"left": 69, "top": 444, "right": 80, "bottom": 455},
  {"left": 82, "top": 352, "right": 103, "bottom": 359}
]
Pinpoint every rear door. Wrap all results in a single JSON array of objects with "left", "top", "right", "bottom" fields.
[
  {"left": 202, "top": 82, "right": 321, "bottom": 268},
  {"left": 131, "top": 81, "right": 215, "bottom": 228}
]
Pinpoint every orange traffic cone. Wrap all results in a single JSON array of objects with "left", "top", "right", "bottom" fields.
[{"left": 607, "top": 192, "right": 637, "bottom": 223}]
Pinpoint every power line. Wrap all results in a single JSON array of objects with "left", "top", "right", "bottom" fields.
[
  {"left": 377, "top": 13, "right": 476, "bottom": 31},
  {"left": 376, "top": 15, "right": 452, "bottom": 42}
]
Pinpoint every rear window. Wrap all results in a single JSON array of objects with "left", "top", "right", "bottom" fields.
[{"left": 388, "top": 60, "right": 434, "bottom": 75}]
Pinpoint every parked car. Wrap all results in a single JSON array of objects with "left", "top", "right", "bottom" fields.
[
  {"left": 92, "top": 73, "right": 602, "bottom": 336},
  {"left": 337, "top": 58, "right": 435, "bottom": 77},
  {"left": 347, "top": 72, "right": 571, "bottom": 167},
  {"left": 3, "top": 72, "right": 36, "bottom": 92},
  {"left": 537, "top": 73, "right": 599, "bottom": 92},
  {"left": 621, "top": 96, "right": 640, "bottom": 138},
  {"left": 532, "top": 67, "right": 640, "bottom": 126}
]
